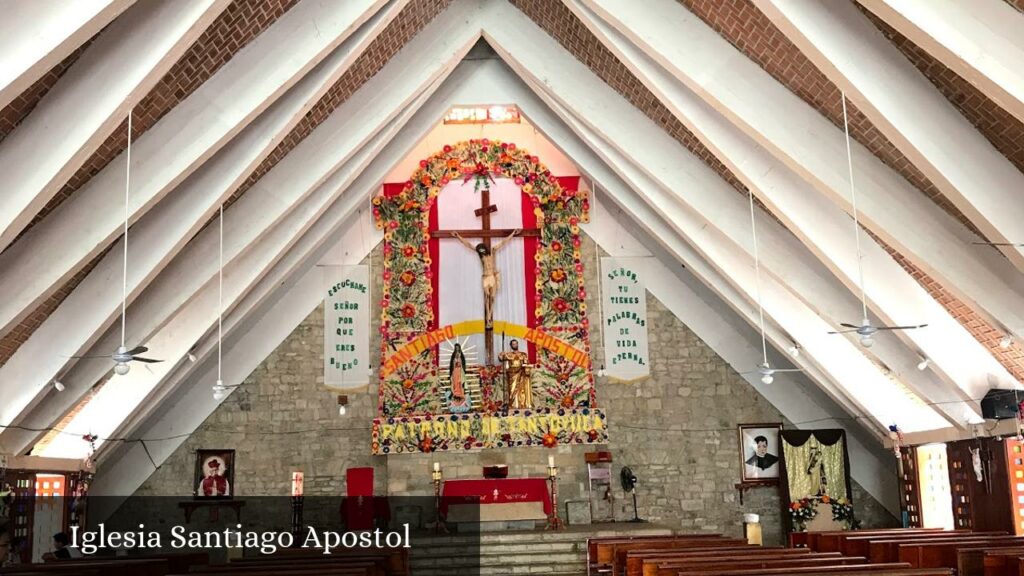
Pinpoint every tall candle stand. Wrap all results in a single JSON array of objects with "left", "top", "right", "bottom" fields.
[
  {"left": 290, "top": 495, "right": 304, "bottom": 542},
  {"left": 432, "top": 464, "right": 448, "bottom": 534},
  {"left": 546, "top": 463, "right": 564, "bottom": 530}
]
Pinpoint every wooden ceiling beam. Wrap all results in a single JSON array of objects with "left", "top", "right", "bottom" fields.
[
  {"left": 0, "top": 0, "right": 404, "bottom": 448},
  {"left": 0, "top": 0, "right": 394, "bottom": 337},
  {"left": 0, "top": 0, "right": 485, "bottom": 456},
  {"left": 0, "top": 0, "right": 229, "bottom": 255},
  {"left": 583, "top": 0, "right": 1024, "bottom": 358},
  {"left": 856, "top": 0, "right": 1024, "bottom": 129},
  {"left": 566, "top": 0, "right": 1004, "bottom": 423},
  {"left": 755, "top": 0, "right": 1024, "bottom": 271},
  {"left": 0, "top": 0, "right": 137, "bottom": 109}
]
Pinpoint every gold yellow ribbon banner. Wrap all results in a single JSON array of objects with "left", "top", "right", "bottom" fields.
[
  {"left": 371, "top": 408, "right": 607, "bottom": 454},
  {"left": 380, "top": 320, "right": 590, "bottom": 378}
]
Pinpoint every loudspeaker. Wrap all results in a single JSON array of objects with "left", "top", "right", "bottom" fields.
[{"left": 980, "top": 388, "right": 1022, "bottom": 420}]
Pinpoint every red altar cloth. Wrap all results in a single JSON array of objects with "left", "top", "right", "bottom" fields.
[{"left": 441, "top": 478, "right": 550, "bottom": 517}]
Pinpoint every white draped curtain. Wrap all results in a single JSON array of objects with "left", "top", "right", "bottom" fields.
[{"left": 436, "top": 178, "right": 527, "bottom": 365}]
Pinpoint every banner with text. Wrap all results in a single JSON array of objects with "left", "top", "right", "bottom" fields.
[
  {"left": 324, "top": 265, "right": 369, "bottom": 390},
  {"left": 601, "top": 257, "right": 650, "bottom": 382}
]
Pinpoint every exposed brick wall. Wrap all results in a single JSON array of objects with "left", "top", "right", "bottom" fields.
[
  {"left": 870, "top": 230, "right": 1024, "bottom": 384},
  {"left": 511, "top": 0, "right": 1024, "bottom": 388},
  {"left": 0, "top": 40, "right": 95, "bottom": 144},
  {"left": 857, "top": 5, "right": 1024, "bottom": 181},
  {"left": 218, "top": 0, "right": 454, "bottom": 216},
  {"left": 674, "top": 0, "right": 987, "bottom": 240},
  {"left": 0, "top": 246, "right": 112, "bottom": 366},
  {"left": 0, "top": 0, "right": 299, "bottom": 364},
  {"left": 10, "top": 0, "right": 300, "bottom": 248},
  {"left": 510, "top": 0, "right": 748, "bottom": 197}
]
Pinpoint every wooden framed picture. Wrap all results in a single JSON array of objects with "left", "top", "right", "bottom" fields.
[
  {"left": 738, "top": 423, "right": 782, "bottom": 485},
  {"left": 193, "top": 449, "right": 234, "bottom": 499}
]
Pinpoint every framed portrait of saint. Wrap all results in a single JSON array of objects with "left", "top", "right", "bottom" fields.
[
  {"left": 193, "top": 449, "right": 235, "bottom": 499},
  {"left": 738, "top": 423, "right": 782, "bottom": 485}
]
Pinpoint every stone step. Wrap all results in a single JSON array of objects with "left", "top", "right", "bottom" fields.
[
  {"left": 413, "top": 526, "right": 672, "bottom": 546},
  {"left": 411, "top": 561, "right": 587, "bottom": 575},
  {"left": 411, "top": 549, "right": 584, "bottom": 567},
  {"left": 412, "top": 541, "right": 582, "bottom": 557}
]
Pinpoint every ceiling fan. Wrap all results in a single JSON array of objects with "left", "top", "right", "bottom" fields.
[
  {"left": 69, "top": 111, "right": 162, "bottom": 376},
  {"left": 741, "top": 188, "right": 802, "bottom": 385},
  {"left": 972, "top": 241, "right": 1024, "bottom": 247},
  {"left": 827, "top": 320, "right": 928, "bottom": 349},
  {"left": 70, "top": 345, "right": 162, "bottom": 375},
  {"left": 742, "top": 362, "right": 802, "bottom": 385},
  {"left": 829, "top": 93, "right": 927, "bottom": 347}
]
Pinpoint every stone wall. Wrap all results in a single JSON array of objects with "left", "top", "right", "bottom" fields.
[{"left": 133, "top": 235, "right": 897, "bottom": 544}]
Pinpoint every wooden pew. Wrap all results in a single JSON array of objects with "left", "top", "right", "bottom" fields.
[
  {"left": 45, "top": 551, "right": 208, "bottom": 573},
  {"left": 953, "top": 546, "right": 1024, "bottom": 576},
  {"left": 631, "top": 548, "right": 816, "bottom": 576},
  {"left": 649, "top": 554, "right": 866, "bottom": 576},
  {"left": 843, "top": 528, "right": 1003, "bottom": 557},
  {"left": 810, "top": 529, "right": 947, "bottom": 553},
  {"left": 625, "top": 546, "right": 777, "bottom": 576},
  {"left": 898, "top": 537, "right": 1024, "bottom": 568},
  {"left": 237, "top": 548, "right": 407, "bottom": 576},
  {"left": 868, "top": 534, "right": 1009, "bottom": 563},
  {"left": 610, "top": 538, "right": 745, "bottom": 576},
  {"left": 838, "top": 531, "right": 987, "bottom": 557},
  {"left": 0, "top": 558, "right": 168, "bottom": 576},
  {"left": 814, "top": 529, "right": 954, "bottom": 554},
  {"left": 588, "top": 534, "right": 728, "bottom": 574},
  {"left": 672, "top": 565, "right": 952, "bottom": 576}
]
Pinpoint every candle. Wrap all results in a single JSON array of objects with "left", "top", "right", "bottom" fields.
[
  {"left": 548, "top": 455, "right": 555, "bottom": 468},
  {"left": 434, "top": 462, "right": 440, "bottom": 472},
  {"left": 291, "top": 471, "right": 304, "bottom": 497}
]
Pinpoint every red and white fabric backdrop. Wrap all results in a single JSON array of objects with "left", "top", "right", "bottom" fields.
[{"left": 428, "top": 178, "right": 537, "bottom": 363}]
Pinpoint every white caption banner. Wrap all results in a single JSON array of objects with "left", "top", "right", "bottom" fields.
[
  {"left": 601, "top": 257, "right": 650, "bottom": 382},
  {"left": 324, "top": 265, "right": 369, "bottom": 390}
]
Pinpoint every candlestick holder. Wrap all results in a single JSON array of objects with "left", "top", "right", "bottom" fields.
[
  {"left": 432, "top": 468, "right": 448, "bottom": 534},
  {"left": 546, "top": 465, "right": 563, "bottom": 530},
  {"left": 290, "top": 495, "right": 304, "bottom": 543}
]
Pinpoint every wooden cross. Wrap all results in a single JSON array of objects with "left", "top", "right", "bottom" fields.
[
  {"left": 431, "top": 188, "right": 540, "bottom": 365},
  {"left": 430, "top": 188, "right": 540, "bottom": 248}
]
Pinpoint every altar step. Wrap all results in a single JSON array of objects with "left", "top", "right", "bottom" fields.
[{"left": 409, "top": 525, "right": 673, "bottom": 575}]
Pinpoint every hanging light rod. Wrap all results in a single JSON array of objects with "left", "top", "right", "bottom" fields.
[
  {"left": 68, "top": 110, "right": 163, "bottom": 372},
  {"left": 738, "top": 188, "right": 802, "bottom": 384},
  {"left": 972, "top": 241, "right": 1024, "bottom": 247},
  {"left": 827, "top": 92, "right": 927, "bottom": 346}
]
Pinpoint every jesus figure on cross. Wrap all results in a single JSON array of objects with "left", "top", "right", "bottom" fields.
[{"left": 450, "top": 228, "right": 520, "bottom": 331}]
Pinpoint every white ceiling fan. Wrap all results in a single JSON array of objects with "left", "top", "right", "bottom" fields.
[
  {"left": 212, "top": 203, "right": 239, "bottom": 401},
  {"left": 972, "top": 241, "right": 1024, "bottom": 247},
  {"left": 739, "top": 188, "right": 802, "bottom": 385},
  {"left": 68, "top": 111, "right": 163, "bottom": 375},
  {"left": 827, "top": 93, "right": 927, "bottom": 348}
]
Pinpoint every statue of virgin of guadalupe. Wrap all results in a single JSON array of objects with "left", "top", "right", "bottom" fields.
[{"left": 448, "top": 343, "right": 471, "bottom": 412}]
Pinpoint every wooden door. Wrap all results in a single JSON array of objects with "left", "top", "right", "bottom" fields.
[
  {"left": 1005, "top": 439, "right": 1024, "bottom": 534},
  {"left": 947, "top": 438, "right": 1014, "bottom": 532},
  {"left": 7, "top": 471, "right": 35, "bottom": 564},
  {"left": 899, "top": 446, "right": 922, "bottom": 527}
]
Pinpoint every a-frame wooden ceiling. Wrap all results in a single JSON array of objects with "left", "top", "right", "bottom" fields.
[{"left": 1, "top": 0, "right": 1023, "bottom": 487}]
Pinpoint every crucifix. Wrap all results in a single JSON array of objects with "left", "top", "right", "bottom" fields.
[{"left": 430, "top": 187, "right": 540, "bottom": 365}]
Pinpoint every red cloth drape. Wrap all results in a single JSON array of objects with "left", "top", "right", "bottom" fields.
[
  {"left": 344, "top": 467, "right": 387, "bottom": 529},
  {"left": 440, "top": 478, "right": 551, "bottom": 517}
]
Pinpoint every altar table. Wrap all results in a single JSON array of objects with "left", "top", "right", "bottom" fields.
[{"left": 441, "top": 478, "right": 550, "bottom": 522}]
